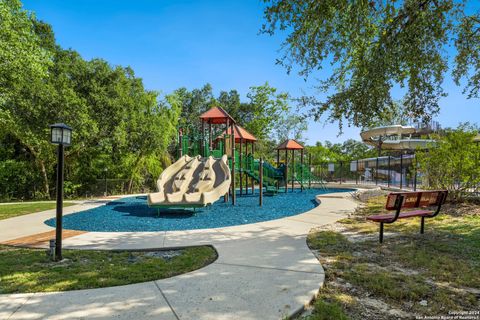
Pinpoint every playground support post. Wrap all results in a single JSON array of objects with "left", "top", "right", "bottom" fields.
[
  {"left": 244, "top": 141, "right": 248, "bottom": 194},
  {"left": 276, "top": 149, "right": 280, "bottom": 191},
  {"left": 291, "top": 149, "right": 295, "bottom": 191},
  {"left": 259, "top": 157, "right": 263, "bottom": 206},
  {"left": 224, "top": 119, "right": 229, "bottom": 202},
  {"left": 178, "top": 128, "right": 183, "bottom": 158},
  {"left": 300, "top": 149, "right": 304, "bottom": 191},
  {"left": 251, "top": 142, "right": 255, "bottom": 194},
  {"left": 285, "top": 149, "right": 288, "bottom": 193},
  {"left": 201, "top": 121, "right": 205, "bottom": 157},
  {"left": 230, "top": 120, "right": 236, "bottom": 205},
  {"left": 208, "top": 120, "right": 212, "bottom": 154},
  {"left": 239, "top": 138, "right": 243, "bottom": 196}
]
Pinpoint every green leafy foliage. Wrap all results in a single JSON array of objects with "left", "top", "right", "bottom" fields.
[
  {"left": 0, "top": 3, "right": 181, "bottom": 199},
  {"left": 416, "top": 124, "right": 480, "bottom": 200},
  {"left": 244, "top": 82, "right": 290, "bottom": 141},
  {"left": 0, "top": 0, "right": 51, "bottom": 105},
  {"left": 262, "top": 0, "right": 480, "bottom": 129},
  {"left": 306, "top": 139, "right": 376, "bottom": 163}
]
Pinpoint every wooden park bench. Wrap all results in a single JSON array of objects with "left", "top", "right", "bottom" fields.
[{"left": 367, "top": 190, "right": 448, "bottom": 243}]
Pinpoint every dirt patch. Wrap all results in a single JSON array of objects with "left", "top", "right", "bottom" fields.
[
  {"left": 300, "top": 215, "right": 480, "bottom": 319},
  {"left": 440, "top": 202, "right": 480, "bottom": 217}
]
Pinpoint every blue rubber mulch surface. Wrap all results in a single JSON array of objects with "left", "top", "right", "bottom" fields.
[{"left": 45, "top": 188, "right": 353, "bottom": 232}]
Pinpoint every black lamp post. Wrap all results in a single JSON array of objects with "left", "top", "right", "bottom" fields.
[{"left": 49, "top": 123, "right": 72, "bottom": 261}]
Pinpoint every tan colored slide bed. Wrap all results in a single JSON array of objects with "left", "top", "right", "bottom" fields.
[{"left": 148, "top": 155, "right": 231, "bottom": 208}]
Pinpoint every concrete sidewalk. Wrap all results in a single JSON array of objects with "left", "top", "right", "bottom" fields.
[{"left": 0, "top": 192, "right": 359, "bottom": 320}]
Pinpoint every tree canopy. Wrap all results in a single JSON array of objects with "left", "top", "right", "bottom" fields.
[
  {"left": 416, "top": 123, "right": 480, "bottom": 200},
  {"left": 262, "top": 0, "right": 480, "bottom": 129},
  {"left": 0, "top": 0, "right": 305, "bottom": 200},
  {"left": 0, "top": 1, "right": 181, "bottom": 199}
]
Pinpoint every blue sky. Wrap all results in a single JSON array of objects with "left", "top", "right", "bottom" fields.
[{"left": 23, "top": 0, "right": 479, "bottom": 144}]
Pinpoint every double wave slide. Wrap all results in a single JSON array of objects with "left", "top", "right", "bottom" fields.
[{"left": 148, "top": 155, "right": 231, "bottom": 208}]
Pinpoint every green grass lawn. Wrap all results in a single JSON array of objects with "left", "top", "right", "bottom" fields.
[
  {"left": 0, "top": 202, "right": 75, "bottom": 220},
  {"left": 303, "top": 195, "right": 480, "bottom": 319},
  {"left": 0, "top": 245, "right": 217, "bottom": 293}
]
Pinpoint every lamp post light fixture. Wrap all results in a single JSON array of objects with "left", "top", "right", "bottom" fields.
[{"left": 49, "top": 123, "right": 72, "bottom": 261}]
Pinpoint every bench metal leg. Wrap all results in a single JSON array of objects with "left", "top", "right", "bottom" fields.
[
  {"left": 379, "top": 222, "right": 384, "bottom": 243},
  {"left": 420, "top": 216, "right": 425, "bottom": 234}
]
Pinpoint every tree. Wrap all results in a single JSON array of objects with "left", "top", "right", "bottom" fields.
[
  {"left": 262, "top": 0, "right": 480, "bottom": 129},
  {"left": 244, "top": 82, "right": 290, "bottom": 140},
  {"left": 306, "top": 139, "right": 375, "bottom": 165},
  {"left": 0, "top": 0, "right": 51, "bottom": 107},
  {"left": 341, "top": 139, "right": 376, "bottom": 160},
  {"left": 175, "top": 84, "right": 216, "bottom": 134},
  {"left": 0, "top": 9, "right": 180, "bottom": 199},
  {"left": 274, "top": 114, "right": 308, "bottom": 143},
  {"left": 218, "top": 90, "right": 242, "bottom": 121},
  {"left": 416, "top": 124, "right": 480, "bottom": 201}
]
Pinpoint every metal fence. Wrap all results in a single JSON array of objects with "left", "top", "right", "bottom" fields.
[{"left": 312, "top": 154, "right": 420, "bottom": 190}]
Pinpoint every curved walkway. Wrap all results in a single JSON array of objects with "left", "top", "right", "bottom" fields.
[{"left": 0, "top": 192, "right": 358, "bottom": 320}]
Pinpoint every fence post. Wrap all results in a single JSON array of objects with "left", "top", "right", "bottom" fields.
[
  {"left": 400, "top": 153, "right": 403, "bottom": 190},
  {"left": 413, "top": 153, "right": 417, "bottom": 191},
  {"left": 356, "top": 160, "right": 359, "bottom": 185},
  {"left": 308, "top": 154, "right": 312, "bottom": 189},
  {"left": 339, "top": 161, "right": 343, "bottom": 184},
  {"left": 387, "top": 155, "right": 391, "bottom": 188},
  {"left": 375, "top": 157, "right": 379, "bottom": 186}
]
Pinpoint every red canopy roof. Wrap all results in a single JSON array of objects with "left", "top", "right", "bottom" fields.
[
  {"left": 276, "top": 139, "right": 304, "bottom": 150},
  {"left": 199, "top": 106, "right": 235, "bottom": 124},
  {"left": 215, "top": 124, "right": 257, "bottom": 143}
]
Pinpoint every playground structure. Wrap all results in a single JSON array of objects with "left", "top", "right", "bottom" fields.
[{"left": 148, "top": 106, "right": 326, "bottom": 208}]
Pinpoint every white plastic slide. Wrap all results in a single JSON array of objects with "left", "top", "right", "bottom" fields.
[
  {"left": 148, "top": 155, "right": 231, "bottom": 208},
  {"left": 360, "top": 125, "right": 435, "bottom": 150}
]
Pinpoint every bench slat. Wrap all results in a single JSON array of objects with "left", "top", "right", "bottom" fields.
[
  {"left": 367, "top": 210, "right": 432, "bottom": 222},
  {"left": 385, "top": 191, "right": 446, "bottom": 210}
]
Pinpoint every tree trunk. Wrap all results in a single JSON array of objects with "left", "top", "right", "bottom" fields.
[
  {"left": 23, "top": 143, "right": 49, "bottom": 199},
  {"left": 127, "top": 154, "right": 144, "bottom": 194},
  {"left": 39, "top": 160, "right": 50, "bottom": 198}
]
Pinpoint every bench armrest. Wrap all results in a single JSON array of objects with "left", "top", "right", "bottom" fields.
[
  {"left": 423, "top": 192, "right": 447, "bottom": 218},
  {"left": 384, "top": 194, "right": 405, "bottom": 224}
]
